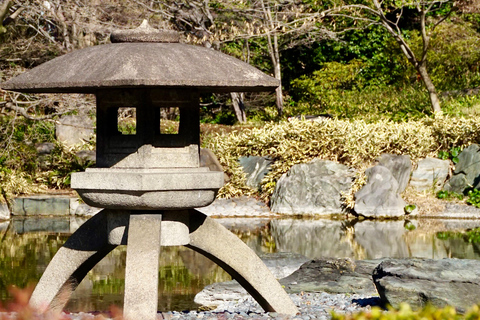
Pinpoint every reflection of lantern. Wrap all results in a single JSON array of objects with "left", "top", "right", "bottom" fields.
[{"left": 1, "top": 21, "right": 298, "bottom": 319}]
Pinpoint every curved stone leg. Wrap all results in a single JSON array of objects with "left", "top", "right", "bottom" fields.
[
  {"left": 29, "top": 209, "right": 124, "bottom": 313},
  {"left": 186, "top": 209, "right": 299, "bottom": 315}
]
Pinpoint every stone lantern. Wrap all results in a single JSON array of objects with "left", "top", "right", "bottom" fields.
[{"left": 1, "top": 21, "right": 298, "bottom": 319}]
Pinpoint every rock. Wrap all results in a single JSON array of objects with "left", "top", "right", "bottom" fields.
[
  {"left": 259, "top": 252, "right": 310, "bottom": 279},
  {"left": 444, "top": 144, "right": 480, "bottom": 193},
  {"left": 377, "top": 154, "right": 411, "bottom": 192},
  {"left": 35, "top": 142, "right": 55, "bottom": 155},
  {"left": 75, "top": 150, "right": 96, "bottom": 164},
  {"left": 441, "top": 203, "right": 480, "bottom": 218},
  {"left": 196, "top": 196, "right": 275, "bottom": 217},
  {"left": 56, "top": 115, "right": 94, "bottom": 146},
  {"left": 194, "top": 252, "right": 309, "bottom": 307},
  {"left": 270, "top": 159, "right": 355, "bottom": 215},
  {"left": 238, "top": 156, "right": 273, "bottom": 190},
  {"left": 354, "top": 165, "right": 407, "bottom": 218},
  {"left": 280, "top": 258, "right": 380, "bottom": 296},
  {"left": 410, "top": 157, "right": 450, "bottom": 191},
  {"left": 373, "top": 258, "right": 480, "bottom": 312},
  {"left": 0, "top": 203, "right": 10, "bottom": 220},
  {"left": 70, "top": 198, "right": 102, "bottom": 216},
  {"left": 194, "top": 280, "right": 249, "bottom": 307}
]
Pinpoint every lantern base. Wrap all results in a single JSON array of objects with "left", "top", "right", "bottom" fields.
[{"left": 29, "top": 209, "right": 299, "bottom": 317}]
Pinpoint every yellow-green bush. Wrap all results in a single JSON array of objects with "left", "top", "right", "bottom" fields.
[
  {"left": 206, "top": 116, "right": 480, "bottom": 201},
  {"left": 332, "top": 303, "right": 480, "bottom": 320}
]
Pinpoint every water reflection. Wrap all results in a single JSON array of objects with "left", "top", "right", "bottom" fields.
[
  {"left": 1, "top": 216, "right": 480, "bottom": 312},
  {"left": 271, "top": 218, "right": 480, "bottom": 260}
]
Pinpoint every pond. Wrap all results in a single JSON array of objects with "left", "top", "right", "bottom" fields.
[{"left": 1, "top": 216, "right": 480, "bottom": 312}]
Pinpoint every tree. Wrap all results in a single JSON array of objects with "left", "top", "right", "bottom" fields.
[
  {"left": 325, "top": 0, "right": 459, "bottom": 114},
  {"left": 207, "top": 0, "right": 334, "bottom": 117}
]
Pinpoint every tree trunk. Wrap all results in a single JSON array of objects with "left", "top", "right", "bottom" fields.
[
  {"left": 0, "top": 0, "right": 12, "bottom": 34},
  {"left": 417, "top": 63, "right": 442, "bottom": 114},
  {"left": 272, "top": 33, "right": 283, "bottom": 117},
  {"left": 231, "top": 92, "right": 246, "bottom": 123}
]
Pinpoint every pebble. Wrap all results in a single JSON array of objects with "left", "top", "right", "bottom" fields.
[{"left": 5, "top": 292, "right": 380, "bottom": 320}]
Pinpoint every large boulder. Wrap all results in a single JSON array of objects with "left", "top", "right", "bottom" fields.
[
  {"left": 270, "top": 159, "right": 354, "bottom": 215},
  {"left": 410, "top": 158, "right": 450, "bottom": 191},
  {"left": 238, "top": 156, "right": 273, "bottom": 191},
  {"left": 444, "top": 144, "right": 480, "bottom": 194},
  {"left": 354, "top": 165, "right": 407, "bottom": 218},
  {"left": 280, "top": 258, "right": 380, "bottom": 296},
  {"left": 373, "top": 258, "right": 480, "bottom": 312},
  {"left": 377, "top": 154, "right": 412, "bottom": 192}
]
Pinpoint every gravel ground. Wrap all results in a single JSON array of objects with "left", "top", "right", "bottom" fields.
[{"left": 0, "top": 293, "right": 381, "bottom": 320}]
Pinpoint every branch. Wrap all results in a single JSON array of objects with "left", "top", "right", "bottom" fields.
[
  {"left": 0, "top": 0, "right": 12, "bottom": 23},
  {"left": 0, "top": 101, "right": 75, "bottom": 121}
]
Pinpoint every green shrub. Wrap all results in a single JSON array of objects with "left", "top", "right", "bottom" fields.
[
  {"left": 332, "top": 303, "right": 480, "bottom": 320},
  {"left": 466, "top": 189, "right": 480, "bottom": 208}
]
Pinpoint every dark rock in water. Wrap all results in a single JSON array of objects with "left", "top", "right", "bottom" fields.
[
  {"left": 238, "top": 156, "right": 273, "bottom": 191},
  {"left": 377, "top": 154, "right": 412, "bottom": 193},
  {"left": 35, "top": 142, "right": 55, "bottom": 155},
  {"left": 373, "top": 258, "right": 480, "bottom": 312},
  {"left": 280, "top": 258, "right": 380, "bottom": 296},
  {"left": 444, "top": 144, "right": 480, "bottom": 194},
  {"left": 270, "top": 159, "right": 355, "bottom": 215},
  {"left": 410, "top": 157, "right": 450, "bottom": 191},
  {"left": 354, "top": 165, "right": 406, "bottom": 218}
]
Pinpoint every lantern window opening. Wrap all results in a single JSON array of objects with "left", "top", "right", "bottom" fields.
[
  {"left": 158, "top": 107, "right": 180, "bottom": 135},
  {"left": 117, "top": 107, "right": 137, "bottom": 135}
]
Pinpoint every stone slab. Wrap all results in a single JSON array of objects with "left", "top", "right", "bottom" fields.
[
  {"left": 280, "top": 258, "right": 381, "bottom": 296},
  {"left": 373, "top": 258, "right": 480, "bottom": 312},
  {"left": 12, "top": 195, "right": 71, "bottom": 216}
]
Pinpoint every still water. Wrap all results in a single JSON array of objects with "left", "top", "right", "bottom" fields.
[{"left": 1, "top": 216, "right": 479, "bottom": 312}]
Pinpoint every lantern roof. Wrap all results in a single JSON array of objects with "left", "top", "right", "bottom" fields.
[{"left": 1, "top": 21, "right": 279, "bottom": 94}]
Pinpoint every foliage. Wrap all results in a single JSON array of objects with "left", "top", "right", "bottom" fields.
[
  {"left": 404, "top": 205, "right": 417, "bottom": 214},
  {"left": 438, "top": 146, "right": 461, "bottom": 164},
  {"left": 437, "top": 228, "right": 480, "bottom": 244},
  {"left": 0, "top": 113, "right": 94, "bottom": 200},
  {"left": 207, "top": 116, "right": 480, "bottom": 201},
  {"left": 331, "top": 303, "right": 480, "bottom": 320},
  {"left": 436, "top": 190, "right": 464, "bottom": 201},
  {"left": 466, "top": 189, "right": 480, "bottom": 208},
  {"left": 290, "top": 62, "right": 432, "bottom": 121},
  {"left": 427, "top": 22, "right": 480, "bottom": 91}
]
